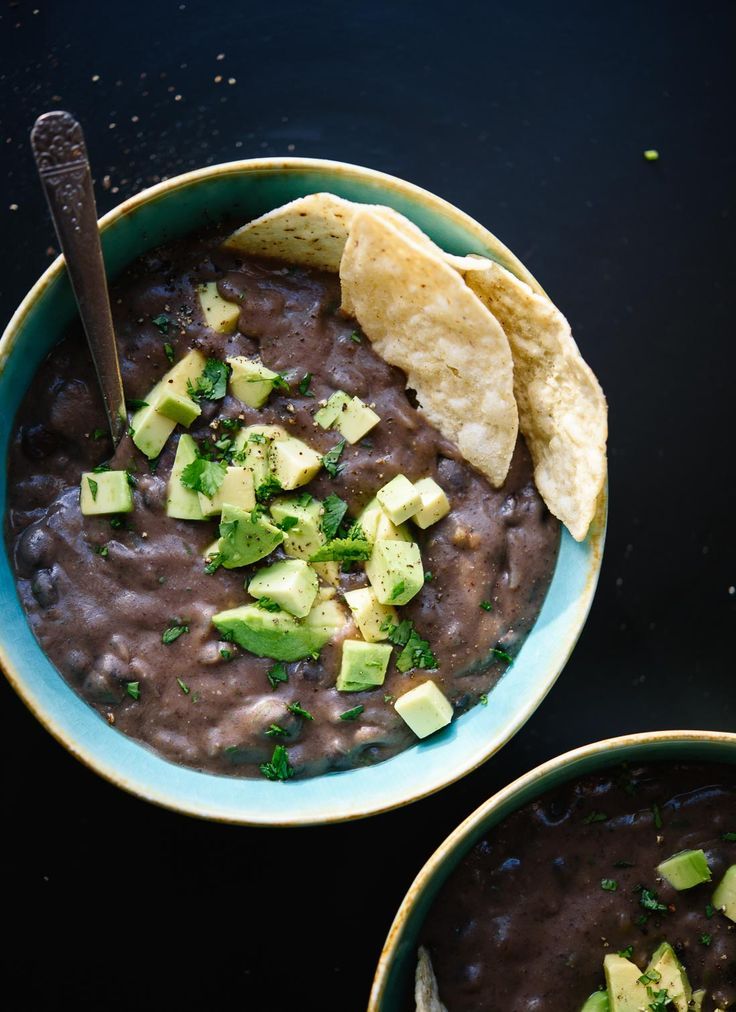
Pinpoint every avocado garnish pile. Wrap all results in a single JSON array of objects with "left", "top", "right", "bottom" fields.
[
  {"left": 579, "top": 850, "right": 736, "bottom": 1011},
  {"left": 80, "top": 284, "right": 460, "bottom": 780}
]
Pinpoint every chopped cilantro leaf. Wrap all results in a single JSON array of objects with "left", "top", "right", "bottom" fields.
[
  {"left": 639, "top": 887, "right": 668, "bottom": 914},
  {"left": 381, "top": 619, "right": 414, "bottom": 646},
  {"left": 276, "top": 515, "right": 299, "bottom": 532},
  {"left": 248, "top": 432, "right": 266, "bottom": 444},
  {"left": 583, "top": 811, "right": 609, "bottom": 824},
  {"left": 480, "top": 600, "right": 493, "bottom": 611},
  {"left": 383, "top": 621, "right": 437, "bottom": 673},
  {"left": 87, "top": 477, "right": 98, "bottom": 501},
  {"left": 349, "top": 331, "right": 361, "bottom": 343},
  {"left": 163, "top": 342, "right": 175, "bottom": 363},
  {"left": 286, "top": 701, "right": 313, "bottom": 720},
  {"left": 220, "top": 648, "right": 234, "bottom": 661},
  {"left": 259, "top": 744, "right": 294, "bottom": 781},
  {"left": 109, "top": 517, "right": 124, "bottom": 530},
  {"left": 322, "top": 438, "right": 346, "bottom": 478},
  {"left": 722, "top": 832, "right": 736, "bottom": 841},
  {"left": 205, "top": 552, "right": 223, "bottom": 575},
  {"left": 601, "top": 878, "right": 618, "bottom": 891},
  {"left": 479, "top": 693, "right": 488, "bottom": 705},
  {"left": 706, "top": 903, "right": 715, "bottom": 918},
  {"left": 309, "top": 538, "right": 372, "bottom": 563},
  {"left": 177, "top": 678, "right": 190, "bottom": 695},
  {"left": 152, "top": 313, "right": 170, "bottom": 333},
  {"left": 638, "top": 969, "right": 662, "bottom": 985},
  {"left": 646, "top": 988, "right": 671, "bottom": 1012},
  {"left": 298, "top": 373, "right": 314, "bottom": 397},
  {"left": 92, "top": 463, "right": 111, "bottom": 473},
  {"left": 180, "top": 455, "right": 227, "bottom": 497},
  {"left": 188, "top": 358, "right": 229, "bottom": 401},
  {"left": 92, "top": 427, "right": 107, "bottom": 440},
  {"left": 652, "top": 802, "right": 663, "bottom": 829},
  {"left": 126, "top": 681, "right": 141, "bottom": 700},
  {"left": 296, "top": 492, "right": 313, "bottom": 507},
  {"left": 256, "top": 597, "right": 281, "bottom": 612},
  {"left": 255, "top": 475, "right": 283, "bottom": 502},
  {"left": 267, "top": 662, "right": 288, "bottom": 690},
  {"left": 126, "top": 398, "right": 149, "bottom": 411},
  {"left": 618, "top": 945, "right": 634, "bottom": 959},
  {"left": 389, "top": 581, "right": 406, "bottom": 602},
  {"left": 699, "top": 933, "right": 712, "bottom": 946},
  {"left": 321, "top": 493, "right": 348, "bottom": 540},
  {"left": 271, "top": 373, "right": 291, "bottom": 392},
  {"left": 339, "top": 705, "right": 364, "bottom": 721},
  {"left": 424, "top": 571, "right": 433, "bottom": 582},
  {"left": 491, "top": 646, "right": 513, "bottom": 664},
  {"left": 265, "top": 723, "right": 289, "bottom": 738},
  {"left": 93, "top": 544, "right": 109, "bottom": 558},
  {"left": 162, "top": 622, "right": 189, "bottom": 645}
]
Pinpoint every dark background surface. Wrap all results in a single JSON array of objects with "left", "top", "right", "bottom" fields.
[{"left": 1, "top": 1, "right": 734, "bottom": 1008}]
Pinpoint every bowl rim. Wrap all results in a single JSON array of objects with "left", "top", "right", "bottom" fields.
[
  {"left": 368, "top": 728, "right": 736, "bottom": 1009},
  {"left": 0, "top": 156, "right": 606, "bottom": 825}
]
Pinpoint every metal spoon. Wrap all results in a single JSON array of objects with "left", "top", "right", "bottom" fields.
[{"left": 30, "top": 110, "right": 127, "bottom": 445}]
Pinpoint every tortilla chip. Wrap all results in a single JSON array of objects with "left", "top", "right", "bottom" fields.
[
  {"left": 223, "top": 192, "right": 431, "bottom": 275},
  {"left": 459, "top": 257, "right": 607, "bottom": 540},
  {"left": 340, "top": 210, "right": 518, "bottom": 487},
  {"left": 415, "top": 946, "right": 447, "bottom": 1012}
]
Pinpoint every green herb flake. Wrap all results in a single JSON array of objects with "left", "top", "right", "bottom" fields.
[
  {"left": 267, "top": 662, "right": 288, "bottom": 690},
  {"left": 322, "top": 438, "right": 346, "bottom": 478},
  {"left": 92, "top": 463, "right": 111, "bottom": 473},
  {"left": 705, "top": 903, "right": 715, "bottom": 919},
  {"left": 479, "top": 694, "right": 488, "bottom": 705},
  {"left": 265, "top": 723, "right": 289, "bottom": 738},
  {"left": 643, "top": 149, "right": 660, "bottom": 161},
  {"left": 93, "top": 544, "right": 109, "bottom": 558},
  {"left": 480, "top": 600, "right": 493, "bottom": 611},
  {"left": 163, "top": 342, "right": 175, "bottom": 363},
  {"left": 286, "top": 701, "right": 313, "bottom": 721},
  {"left": 87, "top": 477, "right": 98, "bottom": 501},
  {"left": 256, "top": 597, "right": 281, "bottom": 612},
  {"left": 320, "top": 493, "right": 348, "bottom": 540},
  {"left": 271, "top": 372, "right": 291, "bottom": 392},
  {"left": 152, "top": 313, "right": 170, "bottom": 334},
  {"left": 639, "top": 887, "right": 668, "bottom": 914},
  {"left": 259, "top": 744, "right": 294, "bottom": 782},
  {"left": 296, "top": 492, "right": 313, "bottom": 507},
  {"left": 389, "top": 581, "right": 406, "bottom": 602},
  {"left": 340, "top": 705, "right": 364, "bottom": 721},
  {"left": 277, "top": 515, "right": 299, "bottom": 532},
  {"left": 491, "top": 646, "right": 513, "bottom": 664},
  {"left": 110, "top": 517, "right": 124, "bottom": 530},
  {"left": 298, "top": 373, "right": 314, "bottom": 397},
  {"left": 424, "top": 571, "right": 433, "bottom": 582},
  {"left": 583, "top": 811, "right": 609, "bottom": 825},
  {"left": 646, "top": 988, "right": 671, "bottom": 1012},
  {"left": 180, "top": 455, "right": 227, "bottom": 497},
  {"left": 126, "top": 681, "right": 141, "bottom": 700},
  {"left": 92, "top": 427, "right": 107, "bottom": 441},
  {"left": 162, "top": 622, "right": 189, "bottom": 645},
  {"left": 638, "top": 969, "right": 662, "bottom": 986},
  {"left": 205, "top": 553, "right": 224, "bottom": 575},
  {"left": 601, "top": 878, "right": 618, "bottom": 892},
  {"left": 188, "top": 358, "right": 230, "bottom": 401},
  {"left": 652, "top": 802, "right": 663, "bottom": 830},
  {"left": 349, "top": 331, "right": 361, "bottom": 343},
  {"left": 618, "top": 945, "right": 634, "bottom": 959},
  {"left": 249, "top": 432, "right": 266, "bottom": 444},
  {"left": 177, "top": 678, "right": 190, "bottom": 695},
  {"left": 384, "top": 693, "right": 394, "bottom": 703},
  {"left": 385, "top": 622, "right": 437, "bottom": 673},
  {"left": 309, "top": 538, "right": 372, "bottom": 563},
  {"left": 255, "top": 475, "right": 283, "bottom": 503},
  {"left": 722, "top": 832, "right": 736, "bottom": 842},
  {"left": 614, "top": 860, "right": 636, "bottom": 868},
  {"left": 126, "top": 398, "right": 149, "bottom": 411},
  {"left": 699, "top": 933, "right": 712, "bottom": 947}
]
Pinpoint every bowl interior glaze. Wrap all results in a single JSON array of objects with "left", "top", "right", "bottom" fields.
[
  {"left": 369, "top": 731, "right": 736, "bottom": 1010},
  {"left": 0, "top": 158, "right": 605, "bottom": 824}
]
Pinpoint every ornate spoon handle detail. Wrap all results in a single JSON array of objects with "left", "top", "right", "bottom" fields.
[{"left": 30, "top": 110, "right": 126, "bottom": 445}]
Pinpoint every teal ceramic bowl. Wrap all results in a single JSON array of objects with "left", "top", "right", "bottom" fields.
[
  {"left": 369, "top": 730, "right": 736, "bottom": 1009},
  {"left": 0, "top": 158, "right": 606, "bottom": 824}
]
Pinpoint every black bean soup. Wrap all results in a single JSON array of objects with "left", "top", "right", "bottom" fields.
[
  {"left": 422, "top": 762, "right": 736, "bottom": 1009},
  {"left": 6, "top": 226, "right": 559, "bottom": 779}
]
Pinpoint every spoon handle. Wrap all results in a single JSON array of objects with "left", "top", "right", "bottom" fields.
[{"left": 30, "top": 111, "right": 127, "bottom": 445}]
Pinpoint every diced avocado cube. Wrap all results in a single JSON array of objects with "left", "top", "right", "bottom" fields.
[
  {"left": 334, "top": 396, "right": 380, "bottom": 444},
  {"left": 198, "top": 281, "right": 240, "bottom": 334},
  {"left": 216, "top": 503, "right": 283, "bottom": 568},
  {"left": 365, "top": 540, "right": 424, "bottom": 605},
  {"left": 713, "top": 864, "right": 736, "bottom": 922},
  {"left": 212, "top": 595, "right": 346, "bottom": 662},
  {"left": 412, "top": 477, "right": 450, "bottom": 529},
  {"left": 131, "top": 348, "right": 207, "bottom": 458},
  {"left": 197, "top": 466, "right": 255, "bottom": 518},
  {"left": 343, "top": 587, "right": 397, "bottom": 642},
  {"left": 645, "top": 942, "right": 692, "bottom": 1012},
  {"left": 394, "top": 680, "right": 453, "bottom": 738},
  {"left": 80, "top": 470, "right": 133, "bottom": 516},
  {"left": 358, "top": 497, "right": 411, "bottom": 543},
  {"left": 156, "top": 389, "right": 201, "bottom": 427},
  {"left": 248, "top": 559, "right": 318, "bottom": 619},
  {"left": 130, "top": 403, "right": 177, "bottom": 459},
  {"left": 270, "top": 435, "right": 322, "bottom": 490},
  {"left": 603, "top": 954, "right": 648, "bottom": 1012},
  {"left": 657, "top": 849, "right": 711, "bottom": 891},
  {"left": 314, "top": 390, "right": 351, "bottom": 429},
  {"left": 269, "top": 495, "right": 339, "bottom": 586},
  {"left": 166, "top": 434, "right": 205, "bottom": 520},
  {"left": 376, "top": 474, "right": 422, "bottom": 525},
  {"left": 233, "top": 424, "right": 285, "bottom": 491},
  {"left": 580, "top": 992, "right": 609, "bottom": 1012},
  {"left": 227, "top": 355, "right": 281, "bottom": 408},
  {"left": 336, "top": 640, "right": 392, "bottom": 692}
]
